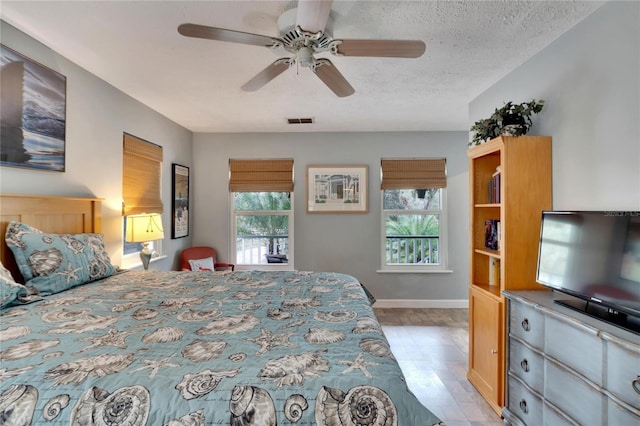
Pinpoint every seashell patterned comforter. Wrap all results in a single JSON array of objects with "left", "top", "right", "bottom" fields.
[{"left": 0, "top": 270, "right": 443, "bottom": 425}]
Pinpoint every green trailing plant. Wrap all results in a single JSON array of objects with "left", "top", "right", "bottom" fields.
[{"left": 470, "top": 99, "right": 545, "bottom": 146}]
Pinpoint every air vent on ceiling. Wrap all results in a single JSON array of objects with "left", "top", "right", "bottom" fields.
[{"left": 287, "top": 118, "right": 314, "bottom": 124}]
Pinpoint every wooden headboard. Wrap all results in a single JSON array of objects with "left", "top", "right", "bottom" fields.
[{"left": 0, "top": 194, "right": 103, "bottom": 283}]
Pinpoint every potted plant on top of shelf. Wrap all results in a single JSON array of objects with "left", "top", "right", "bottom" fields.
[{"left": 469, "top": 99, "right": 545, "bottom": 147}]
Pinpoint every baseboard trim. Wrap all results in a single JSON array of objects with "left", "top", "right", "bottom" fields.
[{"left": 373, "top": 299, "right": 468, "bottom": 309}]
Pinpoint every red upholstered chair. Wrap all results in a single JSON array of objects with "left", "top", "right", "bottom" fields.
[{"left": 180, "top": 246, "right": 235, "bottom": 271}]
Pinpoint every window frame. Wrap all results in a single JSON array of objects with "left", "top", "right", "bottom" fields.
[
  {"left": 230, "top": 192, "right": 294, "bottom": 271},
  {"left": 380, "top": 187, "right": 449, "bottom": 273},
  {"left": 122, "top": 133, "right": 164, "bottom": 268}
]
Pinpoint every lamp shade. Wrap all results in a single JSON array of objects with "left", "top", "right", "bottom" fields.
[{"left": 126, "top": 214, "right": 164, "bottom": 243}]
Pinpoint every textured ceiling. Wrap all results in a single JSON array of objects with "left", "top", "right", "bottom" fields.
[{"left": 0, "top": 1, "right": 604, "bottom": 133}]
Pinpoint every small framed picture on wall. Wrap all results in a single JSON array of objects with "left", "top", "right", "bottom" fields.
[
  {"left": 172, "top": 163, "right": 189, "bottom": 238},
  {"left": 306, "top": 165, "right": 368, "bottom": 213}
]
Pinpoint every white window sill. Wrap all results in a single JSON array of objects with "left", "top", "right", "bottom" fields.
[
  {"left": 121, "top": 255, "right": 167, "bottom": 270},
  {"left": 377, "top": 269, "right": 454, "bottom": 274},
  {"left": 235, "top": 264, "right": 294, "bottom": 271}
]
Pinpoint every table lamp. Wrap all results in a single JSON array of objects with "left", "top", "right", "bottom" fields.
[{"left": 125, "top": 213, "right": 164, "bottom": 270}]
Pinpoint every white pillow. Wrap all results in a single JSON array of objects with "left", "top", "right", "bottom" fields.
[
  {"left": 1, "top": 260, "right": 29, "bottom": 309},
  {"left": 188, "top": 257, "right": 215, "bottom": 271},
  {"left": 0, "top": 261, "right": 16, "bottom": 282}
]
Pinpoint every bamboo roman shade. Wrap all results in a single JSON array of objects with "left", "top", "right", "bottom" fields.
[
  {"left": 122, "top": 133, "right": 163, "bottom": 215},
  {"left": 229, "top": 159, "right": 294, "bottom": 192},
  {"left": 381, "top": 158, "right": 447, "bottom": 190}
]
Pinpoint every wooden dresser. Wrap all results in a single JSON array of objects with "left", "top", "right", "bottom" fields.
[{"left": 503, "top": 290, "right": 640, "bottom": 425}]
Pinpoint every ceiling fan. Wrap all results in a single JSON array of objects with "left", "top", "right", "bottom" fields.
[{"left": 178, "top": 0, "right": 426, "bottom": 97}]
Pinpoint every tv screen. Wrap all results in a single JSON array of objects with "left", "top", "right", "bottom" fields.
[{"left": 537, "top": 211, "right": 640, "bottom": 324}]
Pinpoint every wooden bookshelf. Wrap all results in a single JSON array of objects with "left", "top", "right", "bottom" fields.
[{"left": 467, "top": 136, "right": 552, "bottom": 415}]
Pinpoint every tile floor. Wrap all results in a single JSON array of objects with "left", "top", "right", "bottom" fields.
[{"left": 373, "top": 308, "right": 503, "bottom": 426}]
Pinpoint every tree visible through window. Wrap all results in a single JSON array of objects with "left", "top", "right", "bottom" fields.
[
  {"left": 229, "top": 159, "right": 294, "bottom": 268},
  {"left": 233, "top": 192, "right": 292, "bottom": 266},
  {"left": 381, "top": 158, "right": 447, "bottom": 270},
  {"left": 384, "top": 189, "right": 442, "bottom": 265}
]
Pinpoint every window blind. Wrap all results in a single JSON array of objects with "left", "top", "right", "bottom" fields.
[
  {"left": 380, "top": 158, "right": 447, "bottom": 190},
  {"left": 229, "top": 159, "right": 294, "bottom": 192},
  {"left": 122, "top": 133, "right": 163, "bottom": 215}
]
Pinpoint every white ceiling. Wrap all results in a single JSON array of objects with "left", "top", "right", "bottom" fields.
[{"left": 0, "top": 1, "right": 604, "bottom": 133}]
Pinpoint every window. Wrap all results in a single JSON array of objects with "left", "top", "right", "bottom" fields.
[
  {"left": 122, "top": 133, "right": 163, "bottom": 266},
  {"left": 229, "top": 159, "right": 294, "bottom": 269},
  {"left": 381, "top": 158, "right": 448, "bottom": 271},
  {"left": 537, "top": 214, "right": 577, "bottom": 285},
  {"left": 233, "top": 192, "right": 292, "bottom": 267}
]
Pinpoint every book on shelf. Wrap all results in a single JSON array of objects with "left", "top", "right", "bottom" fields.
[
  {"left": 484, "top": 219, "right": 500, "bottom": 250},
  {"left": 487, "top": 166, "right": 501, "bottom": 203},
  {"left": 489, "top": 257, "right": 501, "bottom": 286}
]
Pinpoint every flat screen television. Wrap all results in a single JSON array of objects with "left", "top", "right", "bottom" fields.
[{"left": 536, "top": 211, "right": 640, "bottom": 334}]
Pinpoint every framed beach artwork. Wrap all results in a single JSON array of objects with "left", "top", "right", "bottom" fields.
[
  {"left": 0, "top": 44, "right": 66, "bottom": 171},
  {"left": 307, "top": 165, "right": 368, "bottom": 213},
  {"left": 172, "top": 163, "right": 190, "bottom": 238}
]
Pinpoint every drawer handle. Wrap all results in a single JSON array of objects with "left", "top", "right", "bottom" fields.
[
  {"left": 521, "top": 318, "right": 530, "bottom": 332},
  {"left": 520, "top": 358, "right": 529, "bottom": 372},
  {"left": 633, "top": 376, "right": 640, "bottom": 395},
  {"left": 519, "top": 399, "right": 528, "bottom": 414}
]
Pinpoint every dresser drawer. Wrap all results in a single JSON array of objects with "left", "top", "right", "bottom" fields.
[
  {"left": 508, "top": 373, "right": 543, "bottom": 425},
  {"left": 545, "top": 358, "right": 605, "bottom": 425},
  {"left": 502, "top": 408, "right": 526, "bottom": 426},
  {"left": 509, "top": 299, "right": 544, "bottom": 349},
  {"left": 603, "top": 333, "right": 640, "bottom": 408},
  {"left": 543, "top": 401, "right": 579, "bottom": 426},
  {"left": 509, "top": 338, "right": 544, "bottom": 394},
  {"left": 545, "top": 313, "right": 603, "bottom": 384},
  {"left": 607, "top": 395, "right": 640, "bottom": 425}
]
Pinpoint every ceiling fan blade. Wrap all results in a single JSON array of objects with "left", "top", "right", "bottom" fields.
[
  {"left": 334, "top": 39, "right": 426, "bottom": 58},
  {"left": 178, "top": 23, "right": 281, "bottom": 47},
  {"left": 296, "top": 0, "right": 333, "bottom": 33},
  {"left": 314, "top": 59, "right": 355, "bottom": 97},
  {"left": 241, "top": 60, "right": 291, "bottom": 91}
]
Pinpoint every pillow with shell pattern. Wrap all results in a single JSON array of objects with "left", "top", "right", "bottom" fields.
[
  {"left": 0, "top": 260, "right": 28, "bottom": 308},
  {"left": 5, "top": 221, "right": 117, "bottom": 296}
]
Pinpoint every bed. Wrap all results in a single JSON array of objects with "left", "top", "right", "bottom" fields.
[{"left": 0, "top": 194, "right": 443, "bottom": 425}]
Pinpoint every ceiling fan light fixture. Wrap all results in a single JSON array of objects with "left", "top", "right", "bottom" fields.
[{"left": 297, "top": 47, "right": 315, "bottom": 68}]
